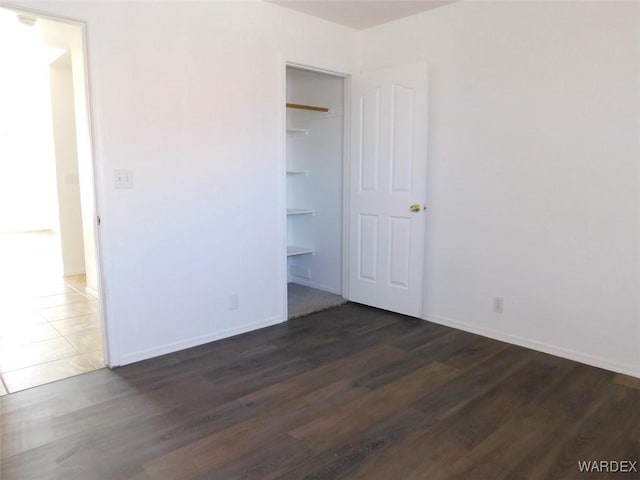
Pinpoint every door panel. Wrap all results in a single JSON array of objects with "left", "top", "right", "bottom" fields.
[
  {"left": 349, "top": 62, "right": 428, "bottom": 317},
  {"left": 390, "top": 84, "right": 414, "bottom": 193},
  {"left": 388, "top": 216, "right": 411, "bottom": 288},
  {"left": 359, "top": 88, "right": 381, "bottom": 192},
  {"left": 357, "top": 214, "right": 378, "bottom": 282}
]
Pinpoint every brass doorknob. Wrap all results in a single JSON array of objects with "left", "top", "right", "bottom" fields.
[{"left": 409, "top": 203, "right": 424, "bottom": 213}]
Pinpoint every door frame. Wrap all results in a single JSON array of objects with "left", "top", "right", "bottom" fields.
[
  {"left": 1, "top": 3, "right": 111, "bottom": 366},
  {"left": 281, "top": 60, "right": 352, "bottom": 320}
]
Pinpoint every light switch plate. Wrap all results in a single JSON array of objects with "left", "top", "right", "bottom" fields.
[{"left": 114, "top": 169, "right": 133, "bottom": 189}]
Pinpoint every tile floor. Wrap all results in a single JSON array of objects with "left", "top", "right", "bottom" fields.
[{"left": 0, "top": 231, "right": 105, "bottom": 395}]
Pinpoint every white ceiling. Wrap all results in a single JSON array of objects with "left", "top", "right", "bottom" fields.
[{"left": 266, "top": 0, "right": 456, "bottom": 30}]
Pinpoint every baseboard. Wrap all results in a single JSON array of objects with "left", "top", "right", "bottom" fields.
[
  {"left": 84, "top": 286, "right": 99, "bottom": 299},
  {"left": 63, "top": 269, "right": 86, "bottom": 277},
  {"left": 117, "top": 315, "right": 284, "bottom": 366},
  {"left": 423, "top": 312, "right": 640, "bottom": 379},
  {"left": 289, "top": 279, "right": 342, "bottom": 296}
]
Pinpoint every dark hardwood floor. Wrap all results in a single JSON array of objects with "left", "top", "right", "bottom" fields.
[{"left": 1, "top": 303, "right": 639, "bottom": 479}]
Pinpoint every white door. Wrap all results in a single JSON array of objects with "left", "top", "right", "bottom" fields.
[{"left": 348, "top": 62, "right": 428, "bottom": 317}]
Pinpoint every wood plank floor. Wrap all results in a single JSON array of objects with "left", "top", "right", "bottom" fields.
[{"left": 1, "top": 303, "right": 639, "bottom": 479}]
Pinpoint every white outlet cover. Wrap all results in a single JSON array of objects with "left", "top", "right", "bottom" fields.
[{"left": 493, "top": 296, "right": 504, "bottom": 313}]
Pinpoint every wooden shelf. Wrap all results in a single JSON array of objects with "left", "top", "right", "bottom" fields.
[
  {"left": 287, "top": 245, "right": 315, "bottom": 257},
  {"left": 287, "top": 127, "right": 309, "bottom": 135},
  {"left": 287, "top": 208, "right": 314, "bottom": 216},
  {"left": 286, "top": 170, "right": 308, "bottom": 176},
  {"left": 286, "top": 102, "right": 330, "bottom": 113}
]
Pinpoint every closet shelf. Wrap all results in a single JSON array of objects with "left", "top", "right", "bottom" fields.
[
  {"left": 287, "top": 208, "right": 314, "bottom": 216},
  {"left": 286, "top": 102, "right": 330, "bottom": 113},
  {"left": 286, "top": 170, "right": 308, "bottom": 176},
  {"left": 287, "top": 245, "right": 315, "bottom": 257},
  {"left": 287, "top": 127, "right": 309, "bottom": 135}
]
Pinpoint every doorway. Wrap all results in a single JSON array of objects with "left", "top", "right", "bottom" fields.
[
  {"left": 0, "top": 8, "right": 105, "bottom": 394},
  {"left": 285, "top": 65, "right": 348, "bottom": 319},
  {"left": 284, "top": 61, "right": 429, "bottom": 322}
]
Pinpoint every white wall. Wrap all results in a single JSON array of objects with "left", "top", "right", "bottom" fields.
[
  {"left": 361, "top": 1, "right": 640, "bottom": 376},
  {"left": 8, "top": 0, "right": 358, "bottom": 365},
  {"left": 7, "top": 0, "right": 637, "bottom": 376},
  {"left": 50, "top": 55, "right": 86, "bottom": 276}
]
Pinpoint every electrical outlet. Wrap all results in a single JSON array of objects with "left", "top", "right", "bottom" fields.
[
  {"left": 229, "top": 294, "right": 239, "bottom": 310},
  {"left": 493, "top": 296, "right": 504, "bottom": 314}
]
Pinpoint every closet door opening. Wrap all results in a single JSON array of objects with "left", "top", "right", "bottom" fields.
[{"left": 285, "top": 66, "right": 347, "bottom": 319}]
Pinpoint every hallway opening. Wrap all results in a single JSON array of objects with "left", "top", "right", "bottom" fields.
[{"left": 0, "top": 7, "right": 105, "bottom": 394}]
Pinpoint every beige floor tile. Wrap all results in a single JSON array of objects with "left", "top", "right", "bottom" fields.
[
  {"left": 0, "top": 295, "right": 32, "bottom": 311},
  {"left": 2, "top": 355, "right": 95, "bottom": 393},
  {"left": 64, "top": 274, "right": 87, "bottom": 283},
  {"left": 84, "top": 350, "right": 106, "bottom": 368},
  {"left": 64, "top": 275, "right": 87, "bottom": 293},
  {"left": 65, "top": 328, "right": 105, "bottom": 354},
  {"left": 66, "top": 282, "right": 88, "bottom": 293},
  {"left": 30, "top": 277, "right": 67, "bottom": 287},
  {"left": 0, "top": 232, "right": 105, "bottom": 390},
  {"left": 38, "top": 301, "right": 99, "bottom": 322},
  {"left": 51, "top": 313, "right": 101, "bottom": 336},
  {"left": 0, "top": 336, "right": 79, "bottom": 373},
  {"left": 0, "top": 322, "right": 61, "bottom": 344},
  {"left": 30, "top": 284, "right": 75, "bottom": 297},
  {"left": 0, "top": 309, "right": 48, "bottom": 326},
  {"left": 31, "top": 292, "right": 89, "bottom": 309}
]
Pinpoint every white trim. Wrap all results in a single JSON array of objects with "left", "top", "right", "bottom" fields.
[
  {"left": 63, "top": 269, "right": 87, "bottom": 277},
  {"left": 289, "top": 278, "right": 342, "bottom": 296},
  {"left": 117, "top": 315, "right": 284, "bottom": 367},
  {"left": 0, "top": 2, "right": 85, "bottom": 24},
  {"left": 279, "top": 54, "right": 289, "bottom": 324},
  {"left": 341, "top": 75, "right": 351, "bottom": 300},
  {"left": 285, "top": 61, "right": 351, "bottom": 79},
  {"left": 423, "top": 312, "right": 640, "bottom": 379},
  {"left": 84, "top": 286, "right": 99, "bottom": 299},
  {"left": 77, "top": 11, "right": 111, "bottom": 369}
]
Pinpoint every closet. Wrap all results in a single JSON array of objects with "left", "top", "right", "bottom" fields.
[{"left": 286, "top": 66, "right": 346, "bottom": 319}]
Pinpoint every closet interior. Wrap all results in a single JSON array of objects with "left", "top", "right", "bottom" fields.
[{"left": 286, "top": 66, "right": 346, "bottom": 319}]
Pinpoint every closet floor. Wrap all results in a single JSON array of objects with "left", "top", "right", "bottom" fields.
[{"left": 287, "top": 283, "right": 346, "bottom": 319}]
